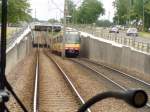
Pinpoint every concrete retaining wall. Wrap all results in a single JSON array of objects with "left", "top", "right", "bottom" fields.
[
  {"left": 6, "top": 33, "right": 33, "bottom": 74},
  {"left": 80, "top": 36, "right": 90, "bottom": 58},
  {"left": 80, "top": 34, "right": 150, "bottom": 76}
]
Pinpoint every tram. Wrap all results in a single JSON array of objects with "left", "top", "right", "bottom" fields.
[{"left": 52, "top": 28, "right": 80, "bottom": 57}]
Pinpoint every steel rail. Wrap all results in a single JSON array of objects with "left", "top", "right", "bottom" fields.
[
  {"left": 33, "top": 52, "right": 39, "bottom": 112},
  {"left": 70, "top": 58, "right": 150, "bottom": 108},
  {"left": 45, "top": 54, "right": 92, "bottom": 112},
  {"left": 81, "top": 58, "right": 150, "bottom": 87}
]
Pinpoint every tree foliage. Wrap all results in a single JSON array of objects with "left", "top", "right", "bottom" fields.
[
  {"left": 0, "top": 0, "right": 31, "bottom": 24},
  {"left": 96, "top": 20, "right": 112, "bottom": 27},
  {"left": 48, "top": 19, "right": 59, "bottom": 23},
  {"left": 113, "top": 0, "right": 130, "bottom": 24},
  {"left": 114, "top": 0, "right": 150, "bottom": 30},
  {"left": 67, "top": 0, "right": 76, "bottom": 23},
  {"left": 69, "top": 0, "right": 104, "bottom": 24},
  {"left": 68, "top": 0, "right": 76, "bottom": 16}
]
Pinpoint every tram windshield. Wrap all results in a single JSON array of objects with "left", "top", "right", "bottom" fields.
[
  {"left": 1, "top": 0, "right": 149, "bottom": 111},
  {"left": 65, "top": 32, "right": 80, "bottom": 44}
]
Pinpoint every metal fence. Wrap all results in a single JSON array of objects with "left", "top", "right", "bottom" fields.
[
  {"left": 70, "top": 25, "right": 150, "bottom": 53},
  {"left": 7, "top": 25, "right": 29, "bottom": 48}
]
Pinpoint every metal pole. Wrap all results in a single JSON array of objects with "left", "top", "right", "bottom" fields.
[
  {"left": 143, "top": 0, "right": 145, "bottom": 31},
  {"left": 62, "top": 0, "right": 67, "bottom": 57},
  {"left": 0, "top": 0, "right": 7, "bottom": 111},
  {"left": 35, "top": 8, "right": 36, "bottom": 22},
  {"left": 51, "top": 25, "right": 53, "bottom": 51},
  {"left": 73, "top": 7, "right": 75, "bottom": 25},
  {"left": 129, "top": 0, "right": 131, "bottom": 27}
]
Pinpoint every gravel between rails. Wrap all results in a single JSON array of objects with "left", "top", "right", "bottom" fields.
[
  {"left": 49, "top": 53, "right": 149, "bottom": 112},
  {"left": 75, "top": 58, "right": 150, "bottom": 106},
  {"left": 85, "top": 58, "right": 150, "bottom": 84},
  {"left": 6, "top": 49, "right": 36, "bottom": 112},
  {"left": 38, "top": 51, "right": 79, "bottom": 112}
]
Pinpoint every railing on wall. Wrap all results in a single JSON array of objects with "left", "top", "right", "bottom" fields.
[
  {"left": 70, "top": 24, "right": 150, "bottom": 53},
  {"left": 7, "top": 25, "right": 29, "bottom": 48}
]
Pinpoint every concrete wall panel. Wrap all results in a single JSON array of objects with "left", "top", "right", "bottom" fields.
[
  {"left": 111, "top": 45, "right": 122, "bottom": 67},
  {"left": 129, "top": 51, "right": 145, "bottom": 74},
  {"left": 80, "top": 36, "right": 150, "bottom": 76},
  {"left": 105, "top": 43, "right": 112, "bottom": 65},
  {"left": 121, "top": 46, "right": 131, "bottom": 70},
  {"left": 6, "top": 46, "right": 18, "bottom": 73},
  {"left": 98, "top": 41, "right": 104, "bottom": 62},
  {"left": 80, "top": 37, "right": 89, "bottom": 57},
  {"left": 18, "top": 40, "right": 26, "bottom": 61},
  {"left": 6, "top": 33, "right": 33, "bottom": 74},
  {"left": 144, "top": 54, "right": 150, "bottom": 75}
]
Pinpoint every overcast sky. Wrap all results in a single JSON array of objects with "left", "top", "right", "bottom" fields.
[{"left": 30, "top": 0, "right": 115, "bottom": 21}]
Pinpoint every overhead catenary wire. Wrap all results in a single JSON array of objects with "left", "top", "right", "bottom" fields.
[
  {"left": 48, "top": 0, "right": 83, "bottom": 14},
  {"left": 49, "top": 0, "right": 64, "bottom": 13}
]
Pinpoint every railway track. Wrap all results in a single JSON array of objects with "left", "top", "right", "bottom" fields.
[
  {"left": 33, "top": 34, "right": 82, "bottom": 111},
  {"left": 33, "top": 51, "right": 39, "bottom": 112},
  {"left": 49, "top": 54, "right": 149, "bottom": 112},
  {"left": 69, "top": 58, "right": 150, "bottom": 108},
  {"left": 82, "top": 58, "right": 150, "bottom": 86},
  {"left": 33, "top": 50, "right": 92, "bottom": 112},
  {"left": 33, "top": 32, "right": 91, "bottom": 111},
  {"left": 32, "top": 33, "right": 149, "bottom": 112}
]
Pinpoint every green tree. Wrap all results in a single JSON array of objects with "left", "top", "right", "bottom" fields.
[
  {"left": 96, "top": 20, "right": 112, "bottom": 27},
  {"left": 48, "top": 19, "right": 59, "bottom": 23},
  {"left": 67, "top": 0, "right": 76, "bottom": 16},
  {"left": 76, "top": 0, "right": 104, "bottom": 24},
  {"left": 67, "top": 0, "right": 76, "bottom": 23},
  {"left": 113, "top": 0, "right": 131, "bottom": 25},
  {"left": 0, "top": 0, "right": 31, "bottom": 24},
  {"left": 114, "top": 0, "right": 150, "bottom": 30},
  {"left": 144, "top": 0, "right": 150, "bottom": 30}
]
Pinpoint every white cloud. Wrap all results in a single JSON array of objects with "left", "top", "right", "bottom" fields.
[{"left": 30, "top": 0, "right": 115, "bottom": 21}]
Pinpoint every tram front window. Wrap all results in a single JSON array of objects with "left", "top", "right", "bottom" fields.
[{"left": 66, "top": 34, "right": 80, "bottom": 44}]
